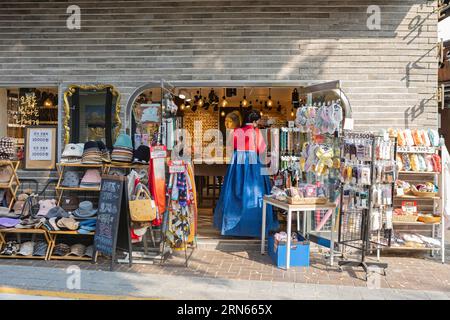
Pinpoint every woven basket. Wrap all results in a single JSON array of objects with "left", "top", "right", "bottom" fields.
[
  {"left": 411, "top": 189, "right": 437, "bottom": 198},
  {"left": 393, "top": 214, "right": 419, "bottom": 222},
  {"left": 417, "top": 215, "right": 441, "bottom": 224},
  {"left": 287, "top": 197, "right": 327, "bottom": 205}
]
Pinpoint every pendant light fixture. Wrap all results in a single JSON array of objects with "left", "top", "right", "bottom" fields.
[
  {"left": 197, "top": 89, "right": 204, "bottom": 108},
  {"left": 221, "top": 110, "right": 226, "bottom": 117},
  {"left": 43, "top": 98, "right": 54, "bottom": 108},
  {"left": 266, "top": 88, "right": 273, "bottom": 108},
  {"left": 241, "top": 88, "right": 248, "bottom": 108},
  {"left": 221, "top": 88, "right": 228, "bottom": 108},
  {"left": 290, "top": 109, "right": 295, "bottom": 117}
]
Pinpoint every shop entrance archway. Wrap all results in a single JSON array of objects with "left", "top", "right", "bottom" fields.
[{"left": 126, "top": 80, "right": 353, "bottom": 241}]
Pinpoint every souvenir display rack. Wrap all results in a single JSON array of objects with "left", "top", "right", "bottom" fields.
[
  {"left": 337, "top": 132, "right": 396, "bottom": 278},
  {"left": 0, "top": 160, "right": 21, "bottom": 210},
  {"left": 160, "top": 160, "right": 197, "bottom": 267},
  {"left": 273, "top": 100, "right": 344, "bottom": 265},
  {"left": 387, "top": 144, "right": 445, "bottom": 263}
]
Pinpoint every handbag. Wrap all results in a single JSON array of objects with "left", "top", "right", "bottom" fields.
[{"left": 129, "top": 186, "right": 157, "bottom": 222}]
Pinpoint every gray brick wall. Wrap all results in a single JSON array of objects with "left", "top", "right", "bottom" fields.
[{"left": 0, "top": 0, "right": 439, "bottom": 130}]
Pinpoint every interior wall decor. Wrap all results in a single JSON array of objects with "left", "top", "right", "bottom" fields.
[{"left": 24, "top": 126, "right": 57, "bottom": 170}]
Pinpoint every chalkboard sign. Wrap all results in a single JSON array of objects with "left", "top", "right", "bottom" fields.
[{"left": 94, "top": 175, "right": 132, "bottom": 270}]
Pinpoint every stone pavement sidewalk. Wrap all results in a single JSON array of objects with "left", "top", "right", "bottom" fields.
[{"left": 0, "top": 264, "right": 449, "bottom": 300}]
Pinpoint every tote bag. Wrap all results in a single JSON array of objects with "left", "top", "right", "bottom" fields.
[{"left": 129, "top": 186, "right": 157, "bottom": 222}]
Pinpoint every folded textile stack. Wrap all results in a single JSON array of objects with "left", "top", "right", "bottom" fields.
[
  {"left": 61, "top": 143, "right": 84, "bottom": 163},
  {"left": 0, "top": 137, "right": 16, "bottom": 160},
  {"left": 81, "top": 141, "right": 103, "bottom": 164},
  {"left": 79, "top": 169, "right": 102, "bottom": 189},
  {"left": 394, "top": 129, "right": 441, "bottom": 147},
  {"left": 111, "top": 134, "right": 133, "bottom": 163}
]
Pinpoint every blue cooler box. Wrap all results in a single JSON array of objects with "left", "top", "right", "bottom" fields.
[{"left": 268, "top": 234, "right": 310, "bottom": 268}]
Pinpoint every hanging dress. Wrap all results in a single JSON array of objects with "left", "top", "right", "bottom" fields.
[{"left": 214, "top": 125, "right": 279, "bottom": 237}]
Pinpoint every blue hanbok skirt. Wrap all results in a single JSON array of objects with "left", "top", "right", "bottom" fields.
[{"left": 213, "top": 150, "right": 279, "bottom": 237}]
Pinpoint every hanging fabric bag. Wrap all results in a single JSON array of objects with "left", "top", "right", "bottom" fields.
[{"left": 129, "top": 186, "right": 157, "bottom": 222}]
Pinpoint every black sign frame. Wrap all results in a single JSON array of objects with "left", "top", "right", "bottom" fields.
[{"left": 93, "top": 174, "right": 132, "bottom": 271}]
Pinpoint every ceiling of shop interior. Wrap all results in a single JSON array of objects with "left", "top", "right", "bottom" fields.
[{"left": 139, "top": 87, "right": 298, "bottom": 108}]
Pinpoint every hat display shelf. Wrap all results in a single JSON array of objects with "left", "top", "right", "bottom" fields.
[
  {"left": 0, "top": 228, "right": 52, "bottom": 261},
  {"left": 52, "top": 162, "right": 103, "bottom": 261},
  {"left": 55, "top": 163, "right": 103, "bottom": 205},
  {"left": 383, "top": 143, "right": 445, "bottom": 263},
  {"left": 0, "top": 180, "right": 55, "bottom": 261},
  {"left": 0, "top": 160, "right": 21, "bottom": 210},
  {"left": 47, "top": 230, "right": 98, "bottom": 262}
]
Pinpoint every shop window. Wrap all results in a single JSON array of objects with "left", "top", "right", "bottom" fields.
[{"left": 0, "top": 87, "right": 58, "bottom": 163}]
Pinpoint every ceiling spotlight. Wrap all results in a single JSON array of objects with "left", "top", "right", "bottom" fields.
[{"left": 221, "top": 110, "right": 226, "bottom": 117}]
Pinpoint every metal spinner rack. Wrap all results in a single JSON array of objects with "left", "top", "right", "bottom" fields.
[{"left": 337, "top": 131, "right": 396, "bottom": 278}]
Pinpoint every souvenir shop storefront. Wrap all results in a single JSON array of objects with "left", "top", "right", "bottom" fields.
[{"left": 0, "top": 80, "right": 447, "bottom": 277}]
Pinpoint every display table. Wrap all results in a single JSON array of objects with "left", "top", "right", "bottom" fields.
[
  {"left": 193, "top": 157, "right": 231, "bottom": 206},
  {"left": 261, "top": 196, "right": 337, "bottom": 270}
]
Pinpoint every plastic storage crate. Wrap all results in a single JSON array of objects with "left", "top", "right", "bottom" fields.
[{"left": 268, "top": 233, "right": 310, "bottom": 268}]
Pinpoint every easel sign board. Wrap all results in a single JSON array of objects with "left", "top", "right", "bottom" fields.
[
  {"left": 24, "top": 126, "right": 57, "bottom": 170},
  {"left": 94, "top": 175, "right": 132, "bottom": 271}
]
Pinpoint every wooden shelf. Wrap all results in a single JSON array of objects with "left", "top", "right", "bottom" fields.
[
  {"left": 384, "top": 246, "right": 441, "bottom": 251},
  {"left": 0, "top": 228, "right": 47, "bottom": 234},
  {"left": 57, "top": 163, "right": 103, "bottom": 168},
  {"left": 106, "top": 162, "right": 148, "bottom": 168},
  {"left": 398, "top": 171, "right": 439, "bottom": 175},
  {"left": 393, "top": 221, "right": 441, "bottom": 225},
  {"left": 0, "top": 254, "right": 47, "bottom": 260},
  {"left": 395, "top": 195, "right": 440, "bottom": 200},
  {"left": 48, "top": 231, "right": 95, "bottom": 236},
  {"left": 56, "top": 186, "right": 100, "bottom": 192},
  {"left": 49, "top": 255, "right": 93, "bottom": 261},
  {"left": 0, "top": 183, "right": 18, "bottom": 189}
]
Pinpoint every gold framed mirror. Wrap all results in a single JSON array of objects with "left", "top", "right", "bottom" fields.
[{"left": 63, "top": 85, "right": 121, "bottom": 147}]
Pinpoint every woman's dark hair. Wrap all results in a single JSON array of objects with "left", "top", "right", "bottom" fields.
[{"left": 244, "top": 110, "right": 261, "bottom": 124}]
